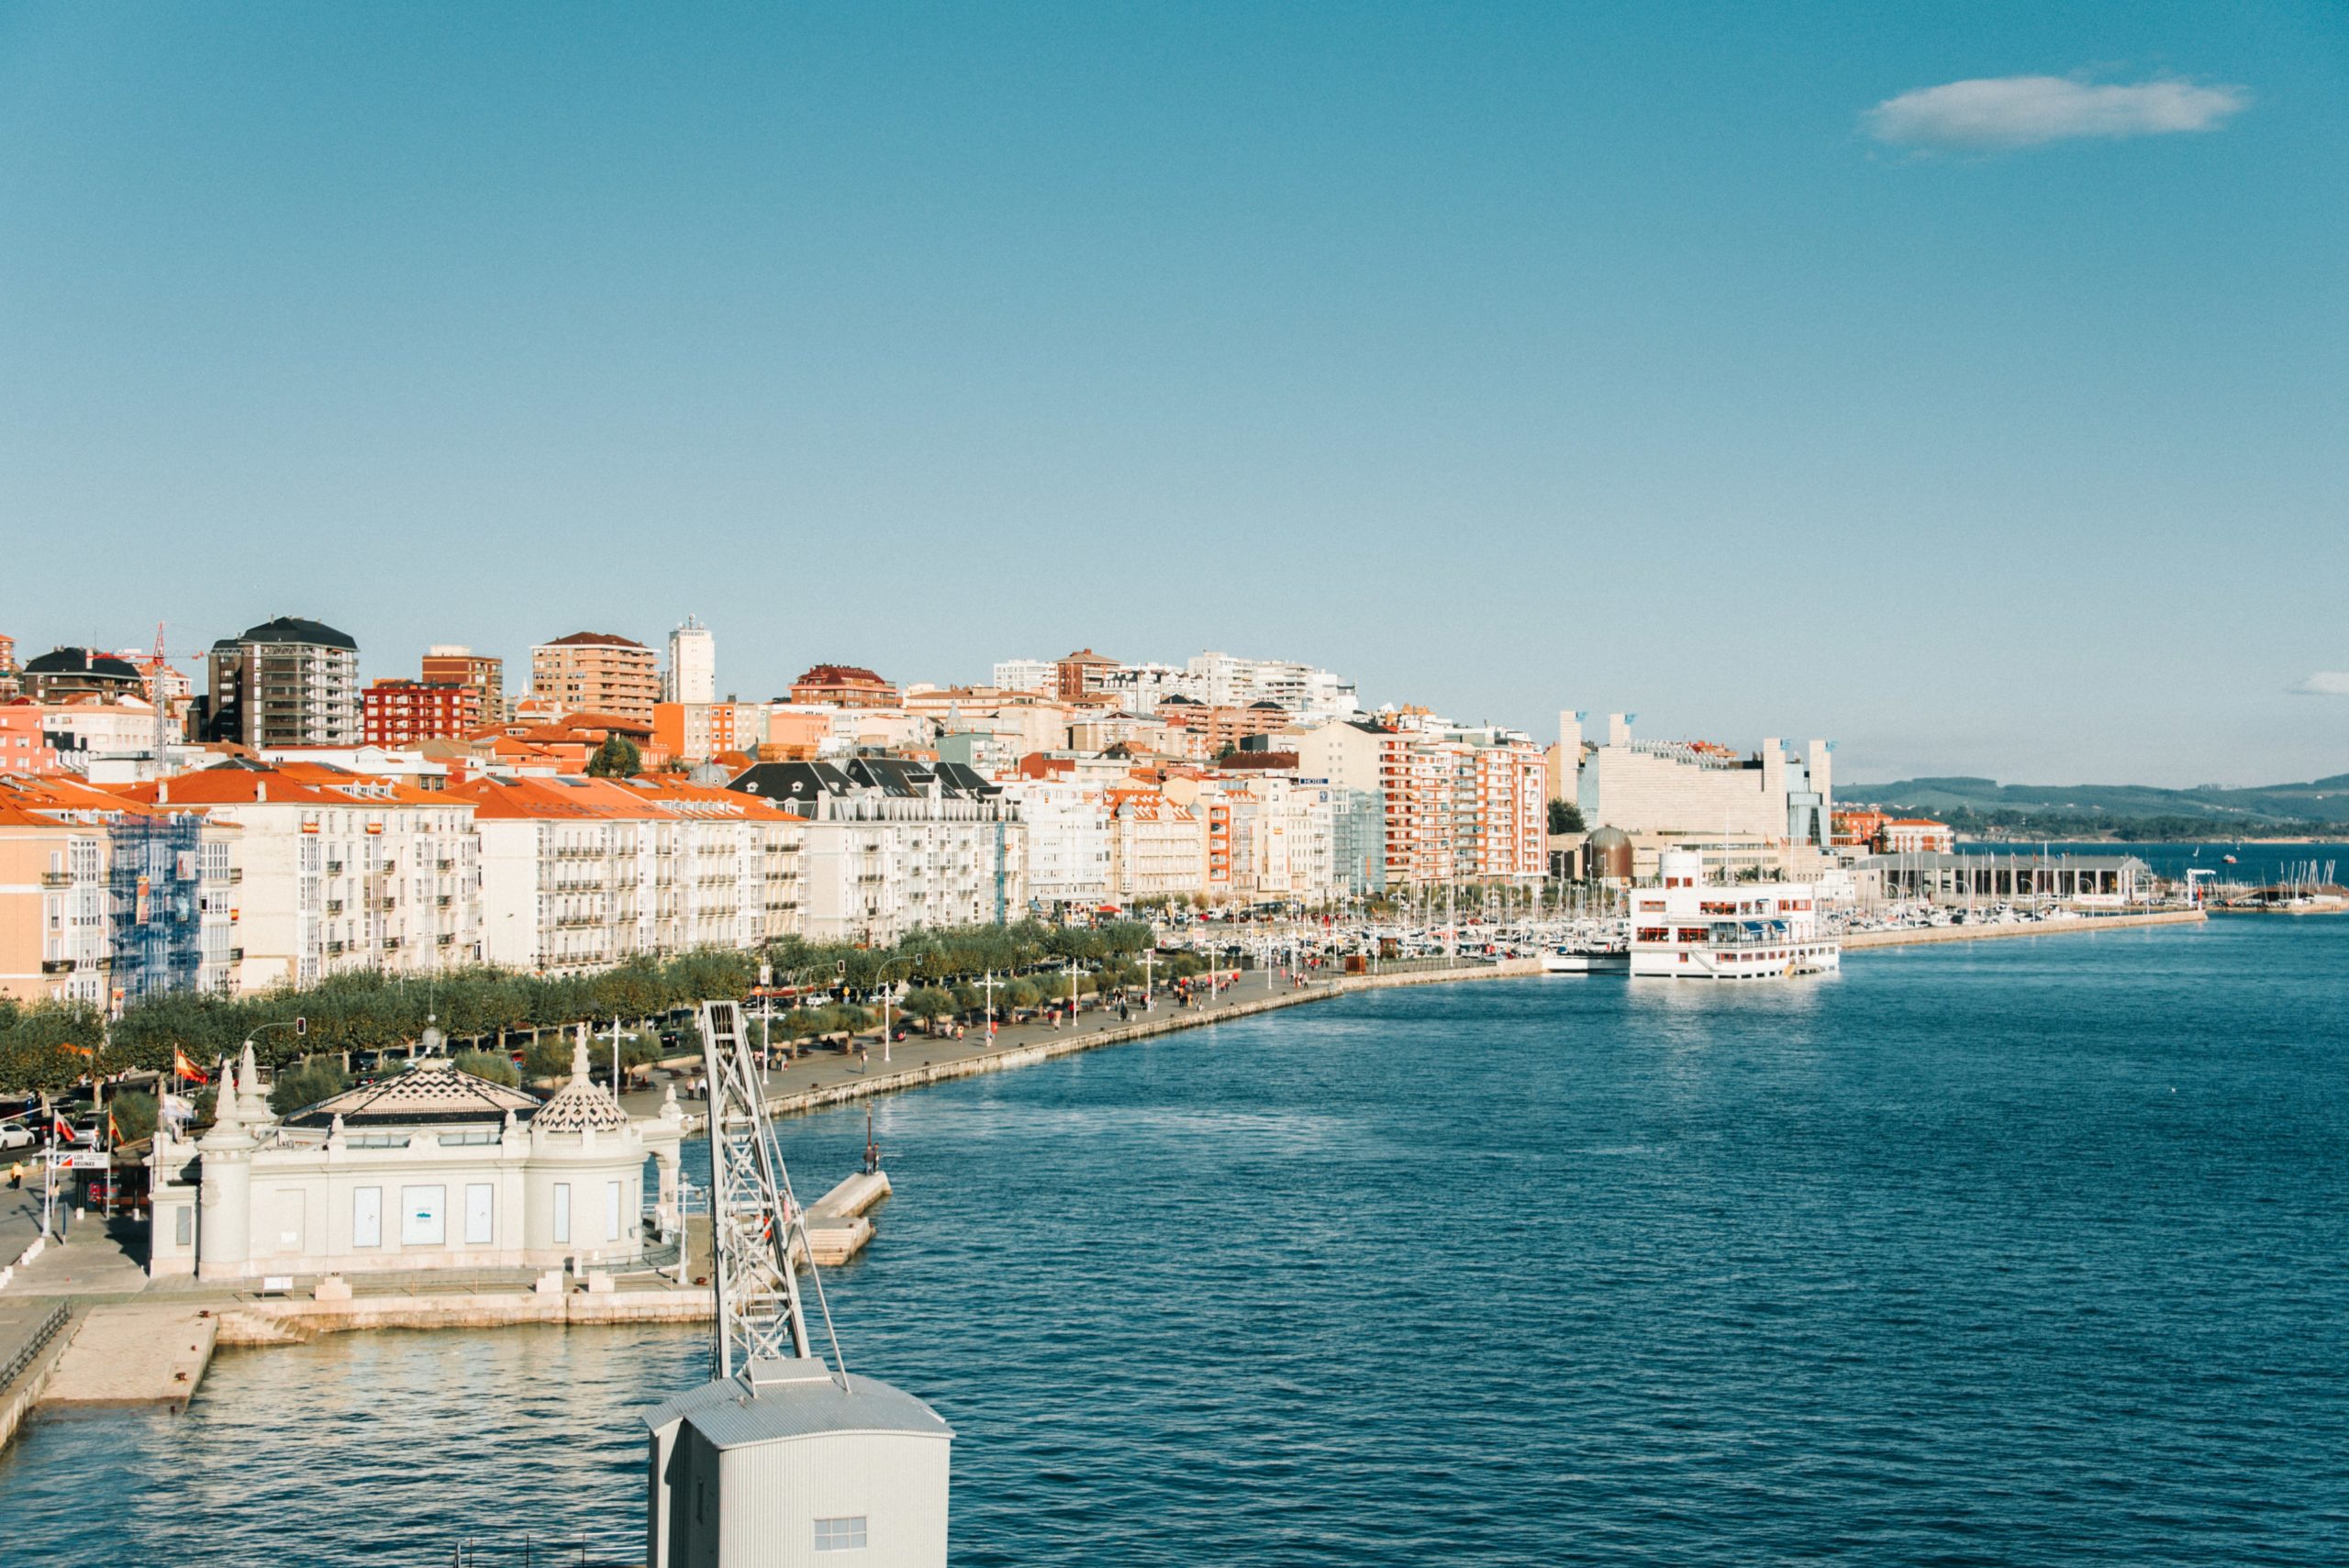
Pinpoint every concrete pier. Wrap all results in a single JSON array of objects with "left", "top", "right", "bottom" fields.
[
  {"left": 1842, "top": 908, "right": 2206, "bottom": 950},
  {"left": 39, "top": 1303, "right": 219, "bottom": 1412},
  {"left": 800, "top": 1170, "right": 893, "bottom": 1267}
]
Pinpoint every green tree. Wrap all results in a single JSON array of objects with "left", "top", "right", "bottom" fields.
[
  {"left": 452, "top": 1050, "right": 521, "bottom": 1087},
  {"left": 586, "top": 733, "right": 642, "bottom": 778},
  {"left": 1547, "top": 799, "right": 1586, "bottom": 834},
  {"left": 108, "top": 1089, "right": 160, "bottom": 1144},
  {"left": 270, "top": 1059, "right": 352, "bottom": 1118}
]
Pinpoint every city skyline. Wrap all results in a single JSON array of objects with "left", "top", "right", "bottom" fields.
[{"left": 4, "top": 4, "right": 2343, "bottom": 786}]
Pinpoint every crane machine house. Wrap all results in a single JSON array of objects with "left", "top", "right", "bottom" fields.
[{"left": 1629, "top": 849, "right": 1841, "bottom": 980}]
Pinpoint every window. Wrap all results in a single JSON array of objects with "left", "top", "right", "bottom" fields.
[
  {"left": 552, "top": 1183, "right": 571, "bottom": 1243},
  {"left": 353, "top": 1186, "right": 383, "bottom": 1248},
  {"left": 400, "top": 1184, "right": 447, "bottom": 1247},
  {"left": 607, "top": 1180, "right": 623, "bottom": 1244},
  {"left": 814, "top": 1518, "right": 867, "bottom": 1552},
  {"left": 174, "top": 1205, "right": 194, "bottom": 1248}
]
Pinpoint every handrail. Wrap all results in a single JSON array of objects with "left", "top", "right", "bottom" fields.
[{"left": 0, "top": 1300, "right": 71, "bottom": 1393}]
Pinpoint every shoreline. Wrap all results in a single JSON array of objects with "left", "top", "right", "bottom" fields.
[
  {"left": 0, "top": 915, "right": 2228, "bottom": 1423},
  {"left": 1839, "top": 908, "right": 2207, "bottom": 950}
]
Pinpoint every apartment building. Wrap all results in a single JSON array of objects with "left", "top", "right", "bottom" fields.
[
  {"left": 204, "top": 617, "right": 362, "bottom": 749},
  {"left": 1156, "top": 696, "right": 1293, "bottom": 756},
  {"left": 788, "top": 664, "right": 899, "bottom": 709},
  {"left": 1104, "top": 788, "right": 1205, "bottom": 901},
  {"left": 420, "top": 646, "right": 506, "bottom": 719},
  {"left": 664, "top": 616, "right": 715, "bottom": 705},
  {"left": 112, "top": 762, "right": 482, "bottom": 991},
  {"left": 362, "top": 679, "right": 484, "bottom": 744},
  {"left": 531, "top": 633, "right": 660, "bottom": 725},
  {"left": 652, "top": 701, "right": 769, "bottom": 766},
  {"left": 988, "top": 659, "right": 1054, "bottom": 695},
  {"left": 0, "top": 776, "right": 240, "bottom": 1006},
  {"left": 1375, "top": 719, "right": 1548, "bottom": 887},
  {"left": 995, "top": 777, "right": 1112, "bottom": 911},
  {"left": 729, "top": 759, "right": 1023, "bottom": 943},
  {"left": 457, "top": 774, "right": 805, "bottom": 975}
]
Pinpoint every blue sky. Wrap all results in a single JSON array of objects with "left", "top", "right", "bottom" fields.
[{"left": 2, "top": 3, "right": 2343, "bottom": 785}]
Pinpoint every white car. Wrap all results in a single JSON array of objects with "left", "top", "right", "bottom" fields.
[{"left": 0, "top": 1121, "right": 35, "bottom": 1151}]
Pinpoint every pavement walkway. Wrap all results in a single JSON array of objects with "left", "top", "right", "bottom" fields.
[{"left": 615, "top": 971, "right": 1349, "bottom": 1124}]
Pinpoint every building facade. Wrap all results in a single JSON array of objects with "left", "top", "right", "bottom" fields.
[
  {"left": 664, "top": 616, "right": 716, "bottom": 705},
  {"left": 532, "top": 633, "right": 661, "bottom": 725},
  {"left": 458, "top": 774, "right": 806, "bottom": 975},
  {"left": 204, "top": 617, "right": 362, "bottom": 750},
  {"left": 1568, "top": 713, "right": 1832, "bottom": 851},
  {"left": 362, "top": 679, "right": 484, "bottom": 744},
  {"left": 729, "top": 760, "right": 1023, "bottom": 942},
  {"left": 420, "top": 646, "right": 506, "bottom": 720},
  {"left": 149, "top": 1043, "right": 686, "bottom": 1283}
]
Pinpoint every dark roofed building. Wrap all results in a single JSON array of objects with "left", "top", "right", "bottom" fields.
[
  {"left": 204, "top": 615, "right": 362, "bottom": 749},
  {"left": 22, "top": 647, "right": 148, "bottom": 703}
]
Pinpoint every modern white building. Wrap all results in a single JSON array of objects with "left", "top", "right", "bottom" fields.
[
  {"left": 665, "top": 616, "right": 717, "bottom": 705},
  {"left": 149, "top": 1039, "right": 687, "bottom": 1282},
  {"left": 1568, "top": 712, "right": 1832, "bottom": 851},
  {"left": 988, "top": 659, "right": 1054, "bottom": 695}
]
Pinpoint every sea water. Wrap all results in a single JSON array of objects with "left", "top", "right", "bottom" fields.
[{"left": 2, "top": 916, "right": 2343, "bottom": 1565}]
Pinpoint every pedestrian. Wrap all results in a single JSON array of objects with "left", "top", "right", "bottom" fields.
[{"left": 6, "top": 1161, "right": 18, "bottom": 1190}]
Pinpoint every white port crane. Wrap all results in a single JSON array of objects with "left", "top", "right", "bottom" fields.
[{"left": 697, "top": 998, "right": 846, "bottom": 1381}]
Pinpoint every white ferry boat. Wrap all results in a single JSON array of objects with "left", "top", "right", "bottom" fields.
[{"left": 1629, "top": 850, "right": 1842, "bottom": 981}]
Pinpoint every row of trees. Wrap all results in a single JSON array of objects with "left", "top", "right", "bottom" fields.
[{"left": 0, "top": 920, "right": 1164, "bottom": 1095}]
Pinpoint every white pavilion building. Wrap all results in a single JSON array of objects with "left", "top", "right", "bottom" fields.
[{"left": 148, "top": 1037, "right": 686, "bottom": 1283}]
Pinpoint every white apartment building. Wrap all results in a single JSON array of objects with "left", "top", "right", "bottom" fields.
[
  {"left": 117, "top": 762, "right": 483, "bottom": 991},
  {"left": 995, "top": 778, "right": 1111, "bottom": 910},
  {"left": 728, "top": 760, "right": 1024, "bottom": 943},
  {"left": 1567, "top": 712, "right": 1833, "bottom": 850},
  {"left": 458, "top": 774, "right": 804, "bottom": 975},
  {"left": 1186, "top": 651, "right": 1360, "bottom": 719},
  {"left": 989, "top": 659, "right": 1054, "bottom": 695},
  {"left": 664, "top": 616, "right": 716, "bottom": 705}
]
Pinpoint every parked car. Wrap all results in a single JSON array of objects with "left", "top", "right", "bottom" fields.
[{"left": 0, "top": 1120, "right": 34, "bottom": 1151}]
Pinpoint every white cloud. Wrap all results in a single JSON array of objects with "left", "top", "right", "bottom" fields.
[
  {"left": 1865, "top": 75, "right": 2248, "bottom": 152},
  {"left": 2289, "top": 672, "right": 2349, "bottom": 697}
]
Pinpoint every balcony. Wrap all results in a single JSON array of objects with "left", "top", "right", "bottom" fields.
[
  {"left": 39, "top": 959, "right": 74, "bottom": 974},
  {"left": 325, "top": 862, "right": 344, "bottom": 875},
  {"left": 228, "top": 948, "right": 244, "bottom": 962},
  {"left": 326, "top": 900, "right": 344, "bottom": 915}
]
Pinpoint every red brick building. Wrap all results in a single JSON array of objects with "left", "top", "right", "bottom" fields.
[{"left": 362, "top": 679, "right": 484, "bottom": 744}]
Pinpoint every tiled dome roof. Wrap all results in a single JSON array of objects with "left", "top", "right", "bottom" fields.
[
  {"left": 287, "top": 1062, "right": 539, "bottom": 1127},
  {"left": 531, "top": 1036, "right": 632, "bottom": 1134}
]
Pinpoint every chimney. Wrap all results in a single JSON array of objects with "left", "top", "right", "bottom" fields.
[
  {"left": 256, "top": 779, "right": 267, "bottom": 802},
  {"left": 157, "top": 778, "right": 170, "bottom": 806}
]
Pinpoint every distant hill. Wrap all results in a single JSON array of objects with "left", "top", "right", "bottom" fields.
[{"left": 1840, "top": 773, "right": 2349, "bottom": 832}]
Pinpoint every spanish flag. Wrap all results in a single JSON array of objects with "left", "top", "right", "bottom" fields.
[
  {"left": 107, "top": 1109, "right": 122, "bottom": 1145},
  {"left": 172, "top": 1048, "right": 207, "bottom": 1084}
]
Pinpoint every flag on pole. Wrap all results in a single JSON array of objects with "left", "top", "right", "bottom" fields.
[{"left": 172, "top": 1048, "right": 207, "bottom": 1084}]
